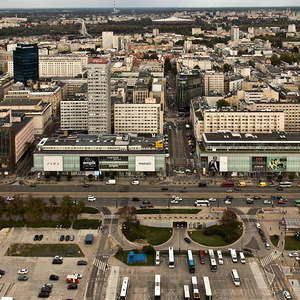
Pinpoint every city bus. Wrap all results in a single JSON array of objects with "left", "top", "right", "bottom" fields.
[
  {"left": 154, "top": 274, "right": 160, "bottom": 300},
  {"left": 295, "top": 200, "right": 300, "bottom": 207},
  {"left": 186, "top": 250, "right": 195, "bottom": 273},
  {"left": 194, "top": 199, "right": 210, "bottom": 207},
  {"left": 119, "top": 277, "right": 130, "bottom": 300},
  {"left": 168, "top": 247, "right": 175, "bottom": 268},
  {"left": 229, "top": 248, "right": 238, "bottom": 263},
  {"left": 191, "top": 276, "right": 200, "bottom": 299},
  {"left": 208, "top": 249, "right": 215, "bottom": 259},
  {"left": 279, "top": 181, "right": 292, "bottom": 188},
  {"left": 183, "top": 285, "right": 191, "bottom": 300},
  {"left": 231, "top": 269, "right": 241, "bottom": 286},
  {"left": 203, "top": 276, "right": 213, "bottom": 300},
  {"left": 155, "top": 251, "right": 160, "bottom": 265},
  {"left": 210, "top": 258, "right": 217, "bottom": 272}
]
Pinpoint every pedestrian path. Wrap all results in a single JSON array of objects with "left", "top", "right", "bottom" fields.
[
  {"left": 93, "top": 258, "right": 107, "bottom": 271},
  {"left": 260, "top": 250, "right": 281, "bottom": 267}
]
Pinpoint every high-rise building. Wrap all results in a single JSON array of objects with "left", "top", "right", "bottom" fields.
[
  {"left": 230, "top": 26, "right": 240, "bottom": 41},
  {"left": 87, "top": 58, "right": 111, "bottom": 134},
  {"left": 13, "top": 44, "right": 39, "bottom": 85},
  {"left": 203, "top": 72, "right": 224, "bottom": 96},
  {"left": 102, "top": 31, "right": 114, "bottom": 49}
]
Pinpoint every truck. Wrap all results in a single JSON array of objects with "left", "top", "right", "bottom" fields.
[
  {"left": 1, "top": 298, "right": 14, "bottom": 300},
  {"left": 106, "top": 179, "right": 116, "bottom": 185},
  {"left": 85, "top": 234, "right": 94, "bottom": 245}
]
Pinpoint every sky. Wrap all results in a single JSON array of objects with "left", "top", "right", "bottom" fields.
[{"left": 0, "top": 0, "right": 299, "bottom": 8}]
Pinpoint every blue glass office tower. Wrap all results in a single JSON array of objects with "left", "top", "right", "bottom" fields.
[{"left": 13, "top": 43, "right": 39, "bottom": 85}]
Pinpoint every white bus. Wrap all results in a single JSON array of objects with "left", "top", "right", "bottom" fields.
[
  {"left": 183, "top": 285, "right": 191, "bottom": 300},
  {"left": 120, "top": 277, "right": 129, "bottom": 300},
  {"left": 168, "top": 247, "right": 175, "bottom": 268},
  {"left": 279, "top": 181, "right": 292, "bottom": 188},
  {"left": 155, "top": 251, "right": 160, "bottom": 265},
  {"left": 154, "top": 274, "right": 161, "bottom": 300},
  {"left": 229, "top": 248, "right": 238, "bottom": 263},
  {"left": 203, "top": 276, "right": 212, "bottom": 300},
  {"left": 195, "top": 199, "right": 210, "bottom": 207},
  {"left": 239, "top": 252, "right": 246, "bottom": 264},
  {"left": 191, "top": 276, "right": 200, "bottom": 299},
  {"left": 217, "top": 250, "right": 223, "bottom": 265},
  {"left": 208, "top": 249, "right": 215, "bottom": 259},
  {"left": 210, "top": 258, "right": 217, "bottom": 272},
  {"left": 231, "top": 269, "right": 240, "bottom": 286}
]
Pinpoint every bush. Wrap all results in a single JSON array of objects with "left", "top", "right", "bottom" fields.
[
  {"left": 80, "top": 207, "right": 99, "bottom": 214},
  {"left": 142, "top": 245, "right": 155, "bottom": 255},
  {"left": 73, "top": 219, "right": 101, "bottom": 229}
]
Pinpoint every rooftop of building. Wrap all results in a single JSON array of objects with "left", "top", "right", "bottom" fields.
[
  {"left": 203, "top": 132, "right": 300, "bottom": 143},
  {"left": 0, "top": 98, "right": 50, "bottom": 110}
]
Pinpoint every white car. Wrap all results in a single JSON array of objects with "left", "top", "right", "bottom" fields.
[
  {"left": 171, "top": 195, "right": 182, "bottom": 201},
  {"left": 265, "top": 242, "right": 271, "bottom": 249},
  {"left": 209, "top": 198, "right": 216, "bottom": 202},
  {"left": 263, "top": 199, "right": 273, "bottom": 204},
  {"left": 170, "top": 199, "right": 179, "bottom": 204},
  {"left": 289, "top": 252, "right": 299, "bottom": 257},
  {"left": 283, "top": 290, "right": 292, "bottom": 299},
  {"left": 224, "top": 199, "right": 232, "bottom": 205},
  {"left": 74, "top": 273, "right": 82, "bottom": 279},
  {"left": 87, "top": 195, "right": 96, "bottom": 202},
  {"left": 256, "top": 223, "right": 261, "bottom": 229},
  {"left": 54, "top": 256, "right": 63, "bottom": 260},
  {"left": 131, "top": 180, "right": 140, "bottom": 185},
  {"left": 6, "top": 196, "right": 14, "bottom": 201},
  {"left": 18, "top": 269, "right": 28, "bottom": 275}
]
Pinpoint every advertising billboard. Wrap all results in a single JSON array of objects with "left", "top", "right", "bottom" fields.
[
  {"left": 80, "top": 157, "right": 99, "bottom": 171},
  {"left": 135, "top": 156, "right": 155, "bottom": 172},
  {"left": 267, "top": 157, "right": 287, "bottom": 172},
  {"left": 208, "top": 156, "right": 219, "bottom": 173},
  {"left": 44, "top": 156, "right": 63, "bottom": 172},
  {"left": 219, "top": 156, "right": 228, "bottom": 172}
]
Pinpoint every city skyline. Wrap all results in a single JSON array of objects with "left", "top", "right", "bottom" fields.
[{"left": 1, "top": 0, "right": 300, "bottom": 9}]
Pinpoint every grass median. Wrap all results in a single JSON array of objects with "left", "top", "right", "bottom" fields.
[
  {"left": 285, "top": 236, "right": 300, "bottom": 250},
  {"left": 136, "top": 209, "right": 201, "bottom": 214},
  {"left": 122, "top": 222, "right": 172, "bottom": 245}
]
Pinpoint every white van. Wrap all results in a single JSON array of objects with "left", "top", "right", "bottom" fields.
[
  {"left": 239, "top": 252, "right": 246, "bottom": 264},
  {"left": 155, "top": 251, "right": 160, "bottom": 265},
  {"left": 106, "top": 179, "right": 116, "bottom": 185},
  {"left": 217, "top": 250, "right": 224, "bottom": 265}
]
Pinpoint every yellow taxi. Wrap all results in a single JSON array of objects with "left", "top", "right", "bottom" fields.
[
  {"left": 258, "top": 182, "right": 268, "bottom": 187},
  {"left": 239, "top": 181, "right": 247, "bottom": 187}
]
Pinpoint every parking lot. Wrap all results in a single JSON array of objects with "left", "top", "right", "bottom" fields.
[
  {"left": 115, "top": 253, "right": 272, "bottom": 300},
  {"left": 0, "top": 228, "right": 99, "bottom": 300}
]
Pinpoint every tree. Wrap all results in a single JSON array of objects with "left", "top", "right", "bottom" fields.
[
  {"left": 216, "top": 99, "right": 230, "bottom": 109},
  {"left": 164, "top": 57, "right": 172, "bottom": 74},
  {"left": 223, "top": 63, "right": 233, "bottom": 73},
  {"left": 118, "top": 206, "right": 137, "bottom": 223},
  {"left": 149, "top": 53, "right": 158, "bottom": 60},
  {"left": 72, "top": 199, "right": 85, "bottom": 221},
  {"left": 25, "top": 195, "right": 45, "bottom": 223},
  {"left": 270, "top": 54, "right": 281, "bottom": 66},
  {"left": 59, "top": 195, "right": 74, "bottom": 222},
  {"left": 221, "top": 209, "right": 237, "bottom": 227}
]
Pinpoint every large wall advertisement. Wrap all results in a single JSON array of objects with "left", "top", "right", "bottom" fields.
[
  {"left": 135, "top": 156, "right": 155, "bottom": 172},
  {"left": 44, "top": 156, "right": 63, "bottom": 171},
  {"left": 219, "top": 156, "right": 228, "bottom": 172},
  {"left": 267, "top": 157, "right": 287, "bottom": 172},
  {"left": 80, "top": 157, "right": 99, "bottom": 171}
]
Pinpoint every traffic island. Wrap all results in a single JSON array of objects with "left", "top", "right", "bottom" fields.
[
  {"left": 122, "top": 221, "right": 173, "bottom": 246},
  {"left": 285, "top": 236, "right": 300, "bottom": 250}
]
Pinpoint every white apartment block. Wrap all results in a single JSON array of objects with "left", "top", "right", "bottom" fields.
[
  {"left": 60, "top": 100, "right": 88, "bottom": 131},
  {"left": 242, "top": 101, "right": 300, "bottom": 132},
  {"left": 102, "top": 31, "right": 114, "bottom": 49},
  {"left": 8, "top": 55, "right": 88, "bottom": 78},
  {"left": 191, "top": 104, "right": 285, "bottom": 141},
  {"left": 87, "top": 58, "right": 111, "bottom": 134},
  {"left": 230, "top": 26, "right": 240, "bottom": 41},
  {"left": 204, "top": 72, "right": 225, "bottom": 96},
  {"left": 114, "top": 102, "right": 163, "bottom": 134}
]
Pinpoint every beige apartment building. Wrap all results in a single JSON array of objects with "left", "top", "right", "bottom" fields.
[
  {"left": 241, "top": 100, "right": 300, "bottom": 132},
  {"left": 204, "top": 72, "right": 225, "bottom": 96},
  {"left": 114, "top": 99, "right": 163, "bottom": 134},
  {"left": 191, "top": 101, "right": 285, "bottom": 141}
]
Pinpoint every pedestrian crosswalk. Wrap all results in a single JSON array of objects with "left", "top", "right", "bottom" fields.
[
  {"left": 93, "top": 258, "right": 107, "bottom": 271},
  {"left": 241, "top": 215, "right": 257, "bottom": 222},
  {"left": 260, "top": 250, "right": 281, "bottom": 267}
]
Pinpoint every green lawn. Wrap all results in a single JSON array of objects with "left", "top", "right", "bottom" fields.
[
  {"left": 73, "top": 219, "right": 101, "bottom": 229},
  {"left": 270, "top": 235, "right": 279, "bottom": 247},
  {"left": 285, "top": 236, "right": 300, "bottom": 250},
  {"left": 6, "top": 243, "right": 84, "bottom": 257},
  {"left": 122, "top": 222, "right": 172, "bottom": 245},
  {"left": 188, "top": 230, "right": 230, "bottom": 247},
  {"left": 81, "top": 207, "right": 99, "bottom": 214},
  {"left": 136, "top": 209, "right": 201, "bottom": 214}
]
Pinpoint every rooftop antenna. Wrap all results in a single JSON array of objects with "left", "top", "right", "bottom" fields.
[{"left": 112, "top": 0, "right": 120, "bottom": 14}]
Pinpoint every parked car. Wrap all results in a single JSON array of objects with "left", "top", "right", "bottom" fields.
[
  {"left": 264, "top": 199, "right": 273, "bottom": 205},
  {"left": 278, "top": 199, "right": 288, "bottom": 204},
  {"left": 199, "top": 250, "right": 205, "bottom": 264},
  {"left": 18, "top": 268, "right": 28, "bottom": 275},
  {"left": 0, "top": 269, "right": 5, "bottom": 275},
  {"left": 77, "top": 260, "right": 88, "bottom": 266},
  {"left": 49, "top": 274, "right": 59, "bottom": 280},
  {"left": 38, "top": 291, "right": 49, "bottom": 298},
  {"left": 65, "top": 235, "right": 70, "bottom": 241},
  {"left": 70, "top": 235, "right": 75, "bottom": 241},
  {"left": 34, "top": 234, "right": 39, "bottom": 241},
  {"left": 171, "top": 195, "right": 182, "bottom": 201},
  {"left": 132, "top": 197, "right": 140, "bottom": 202},
  {"left": 170, "top": 199, "right": 179, "bottom": 204},
  {"left": 288, "top": 252, "right": 299, "bottom": 257},
  {"left": 283, "top": 290, "right": 292, "bottom": 299},
  {"left": 87, "top": 195, "right": 96, "bottom": 202},
  {"left": 224, "top": 199, "right": 232, "bottom": 205},
  {"left": 131, "top": 180, "right": 140, "bottom": 185},
  {"left": 52, "top": 259, "right": 63, "bottom": 264},
  {"left": 18, "top": 275, "right": 28, "bottom": 281},
  {"left": 54, "top": 256, "right": 63, "bottom": 261},
  {"left": 59, "top": 235, "right": 65, "bottom": 241},
  {"left": 38, "top": 234, "right": 43, "bottom": 241},
  {"left": 67, "top": 283, "right": 78, "bottom": 290},
  {"left": 208, "top": 198, "right": 216, "bottom": 202}
]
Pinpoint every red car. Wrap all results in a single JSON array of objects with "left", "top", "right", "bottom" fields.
[
  {"left": 199, "top": 250, "right": 205, "bottom": 264},
  {"left": 278, "top": 199, "right": 288, "bottom": 204}
]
